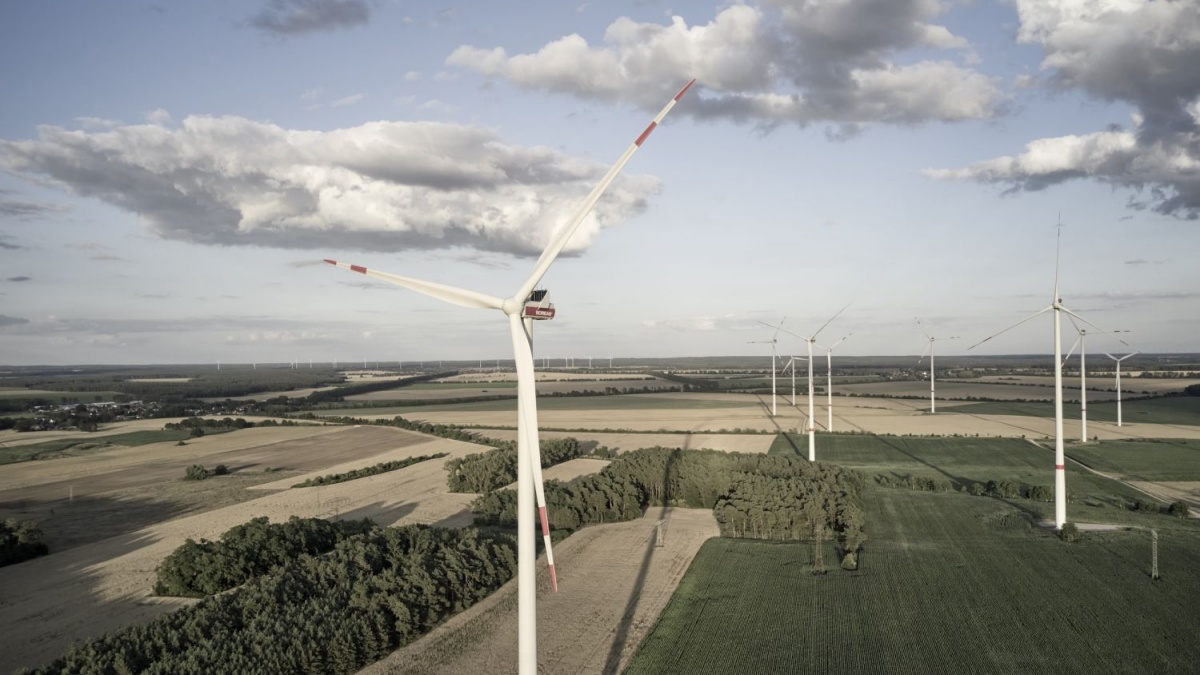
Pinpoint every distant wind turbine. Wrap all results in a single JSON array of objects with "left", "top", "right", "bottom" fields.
[
  {"left": 1062, "top": 321, "right": 1130, "bottom": 441},
  {"left": 969, "top": 223, "right": 1127, "bottom": 531},
  {"left": 322, "top": 79, "right": 693, "bottom": 674},
  {"left": 1104, "top": 352, "right": 1138, "bottom": 427},
  {"left": 781, "top": 356, "right": 806, "bottom": 407},
  {"left": 780, "top": 305, "right": 848, "bottom": 461},
  {"left": 916, "top": 318, "right": 958, "bottom": 414},
  {"left": 818, "top": 332, "right": 852, "bottom": 431},
  {"left": 750, "top": 316, "right": 787, "bottom": 416}
]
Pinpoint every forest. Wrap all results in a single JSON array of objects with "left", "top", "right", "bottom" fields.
[
  {"left": 29, "top": 525, "right": 515, "bottom": 675},
  {"left": 446, "top": 436, "right": 588, "bottom": 493}
]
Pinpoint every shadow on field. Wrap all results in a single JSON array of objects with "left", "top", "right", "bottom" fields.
[
  {"left": 0, "top": 505, "right": 186, "bottom": 673},
  {"left": 601, "top": 448, "right": 679, "bottom": 675},
  {"left": 0, "top": 492, "right": 195, "bottom": 553},
  {"left": 872, "top": 436, "right": 1043, "bottom": 523},
  {"left": 329, "top": 500, "right": 417, "bottom": 526}
]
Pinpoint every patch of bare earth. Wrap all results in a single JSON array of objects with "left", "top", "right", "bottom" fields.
[
  {"left": 361, "top": 507, "right": 719, "bottom": 675},
  {"left": 0, "top": 432, "right": 484, "bottom": 673}
]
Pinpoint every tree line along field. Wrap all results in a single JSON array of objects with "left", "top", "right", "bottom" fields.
[{"left": 626, "top": 486, "right": 1200, "bottom": 675}]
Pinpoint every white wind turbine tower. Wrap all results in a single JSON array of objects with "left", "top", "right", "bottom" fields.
[
  {"left": 750, "top": 317, "right": 787, "bottom": 416},
  {"left": 1062, "top": 322, "right": 1130, "bottom": 441},
  {"left": 780, "top": 306, "right": 848, "bottom": 462},
  {"left": 818, "top": 332, "right": 851, "bottom": 431},
  {"left": 322, "top": 80, "right": 693, "bottom": 674},
  {"left": 781, "top": 356, "right": 806, "bottom": 407},
  {"left": 969, "top": 224, "right": 1126, "bottom": 531},
  {"left": 1104, "top": 352, "right": 1137, "bottom": 427},
  {"left": 915, "top": 318, "right": 958, "bottom": 414}
]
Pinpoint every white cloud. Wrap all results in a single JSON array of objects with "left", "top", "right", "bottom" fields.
[
  {"left": 403, "top": 71, "right": 421, "bottom": 82},
  {"left": 330, "top": 93, "right": 365, "bottom": 107},
  {"left": 935, "top": 0, "right": 1200, "bottom": 218},
  {"left": 0, "top": 116, "right": 662, "bottom": 255},
  {"left": 145, "top": 108, "right": 172, "bottom": 125},
  {"left": 447, "top": 1, "right": 1000, "bottom": 129}
]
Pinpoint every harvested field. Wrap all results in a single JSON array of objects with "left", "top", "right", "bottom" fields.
[
  {"left": 440, "top": 372, "right": 653, "bottom": 383},
  {"left": 0, "top": 416, "right": 312, "bottom": 449},
  {"left": 499, "top": 458, "right": 611, "bottom": 490},
  {"left": 0, "top": 435, "right": 481, "bottom": 674},
  {"left": 839, "top": 380, "right": 1120, "bottom": 402},
  {"left": 346, "top": 379, "right": 674, "bottom": 402},
  {"left": 363, "top": 507, "right": 719, "bottom": 675},
  {"left": 479, "top": 429, "right": 777, "bottom": 455},
  {"left": 1127, "top": 481, "right": 1200, "bottom": 514}
]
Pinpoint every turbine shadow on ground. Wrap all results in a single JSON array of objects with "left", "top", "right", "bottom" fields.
[{"left": 600, "top": 442, "right": 681, "bottom": 674}]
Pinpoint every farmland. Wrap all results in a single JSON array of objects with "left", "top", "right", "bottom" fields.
[
  {"left": 949, "top": 395, "right": 1200, "bottom": 427},
  {"left": 627, "top": 487, "right": 1200, "bottom": 675}
]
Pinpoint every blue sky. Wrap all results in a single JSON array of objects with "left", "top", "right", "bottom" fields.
[{"left": 1, "top": 0, "right": 1197, "bottom": 366}]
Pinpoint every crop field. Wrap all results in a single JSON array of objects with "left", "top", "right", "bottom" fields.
[
  {"left": 626, "top": 488, "right": 1200, "bottom": 675},
  {"left": 345, "top": 378, "right": 675, "bottom": 402},
  {"left": 1066, "top": 439, "right": 1200, "bottom": 481},
  {"left": 0, "top": 387, "right": 122, "bottom": 402},
  {"left": 0, "top": 428, "right": 217, "bottom": 464},
  {"left": 838, "top": 379, "right": 1120, "bottom": 402},
  {"left": 768, "top": 434, "right": 1157, "bottom": 524},
  {"left": 477, "top": 429, "right": 777, "bottom": 455},
  {"left": 949, "top": 396, "right": 1200, "bottom": 427},
  {"left": 970, "top": 374, "right": 1200, "bottom": 396},
  {"left": 321, "top": 393, "right": 758, "bottom": 416}
]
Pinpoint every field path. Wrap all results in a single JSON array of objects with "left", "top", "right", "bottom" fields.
[
  {"left": 0, "top": 431, "right": 483, "bottom": 673},
  {"left": 361, "top": 507, "right": 720, "bottom": 675}
]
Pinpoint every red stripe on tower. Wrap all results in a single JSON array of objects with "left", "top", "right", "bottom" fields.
[
  {"left": 350, "top": 265, "right": 367, "bottom": 275},
  {"left": 635, "top": 121, "right": 657, "bottom": 147},
  {"left": 1055, "top": 464, "right": 1065, "bottom": 470}
]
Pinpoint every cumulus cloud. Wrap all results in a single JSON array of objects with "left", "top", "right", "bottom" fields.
[
  {"left": 0, "top": 314, "right": 30, "bottom": 327},
  {"left": 929, "top": 0, "right": 1200, "bottom": 218},
  {"left": 331, "top": 93, "right": 364, "bottom": 107},
  {"left": 447, "top": 1, "right": 1002, "bottom": 129},
  {"left": 249, "top": 0, "right": 369, "bottom": 36},
  {"left": 0, "top": 116, "right": 661, "bottom": 256}
]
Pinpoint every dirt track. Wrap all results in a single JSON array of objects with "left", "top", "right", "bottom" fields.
[{"left": 361, "top": 507, "right": 719, "bottom": 675}]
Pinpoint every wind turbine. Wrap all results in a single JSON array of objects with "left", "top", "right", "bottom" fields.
[
  {"left": 779, "top": 305, "right": 848, "bottom": 462},
  {"left": 818, "top": 332, "right": 851, "bottom": 431},
  {"left": 1063, "top": 322, "right": 1130, "bottom": 441},
  {"left": 969, "top": 224, "right": 1127, "bottom": 531},
  {"left": 1104, "top": 351, "right": 1138, "bottom": 427},
  {"left": 750, "top": 316, "right": 786, "bottom": 416},
  {"left": 915, "top": 318, "right": 958, "bottom": 414},
  {"left": 322, "top": 80, "right": 693, "bottom": 674},
  {"left": 781, "top": 356, "right": 806, "bottom": 407}
]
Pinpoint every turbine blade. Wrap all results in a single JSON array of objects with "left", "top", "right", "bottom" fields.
[
  {"left": 509, "top": 315, "right": 557, "bottom": 592},
  {"left": 1053, "top": 215, "right": 1063, "bottom": 303},
  {"left": 1059, "top": 307, "right": 1132, "bottom": 347},
  {"left": 967, "top": 306, "right": 1052, "bottom": 350},
  {"left": 323, "top": 260, "right": 504, "bottom": 310},
  {"left": 817, "top": 332, "right": 852, "bottom": 351},
  {"left": 812, "top": 303, "right": 850, "bottom": 340},
  {"left": 772, "top": 316, "right": 787, "bottom": 340},
  {"left": 917, "top": 342, "right": 931, "bottom": 365},
  {"left": 1062, "top": 336, "right": 1081, "bottom": 368},
  {"left": 914, "top": 317, "right": 933, "bottom": 341},
  {"left": 512, "top": 79, "right": 695, "bottom": 305}
]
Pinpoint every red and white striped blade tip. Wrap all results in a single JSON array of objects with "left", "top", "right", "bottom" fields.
[
  {"left": 549, "top": 564, "right": 558, "bottom": 593},
  {"left": 675, "top": 78, "right": 696, "bottom": 101}
]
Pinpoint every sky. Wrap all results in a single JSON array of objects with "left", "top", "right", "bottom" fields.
[{"left": 1, "top": 0, "right": 1198, "bottom": 366}]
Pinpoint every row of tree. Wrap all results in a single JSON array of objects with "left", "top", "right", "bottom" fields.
[
  {"left": 34, "top": 524, "right": 514, "bottom": 674},
  {"left": 446, "top": 437, "right": 586, "bottom": 493},
  {"left": 292, "top": 453, "right": 448, "bottom": 488},
  {"left": 155, "top": 516, "right": 373, "bottom": 597},
  {"left": 1, "top": 518, "right": 48, "bottom": 568},
  {"left": 469, "top": 447, "right": 867, "bottom": 564}
]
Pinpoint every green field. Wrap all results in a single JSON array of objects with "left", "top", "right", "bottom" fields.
[
  {"left": 950, "top": 395, "right": 1200, "bottom": 427},
  {"left": 1066, "top": 439, "right": 1200, "bottom": 481},
  {"left": 0, "top": 388, "right": 123, "bottom": 403},
  {"left": 401, "top": 381, "right": 518, "bottom": 390},
  {"left": 0, "top": 429, "right": 226, "bottom": 464},
  {"left": 769, "top": 434, "right": 1161, "bottom": 524},
  {"left": 627, "top": 487, "right": 1200, "bottom": 675},
  {"left": 318, "top": 394, "right": 756, "bottom": 417}
]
